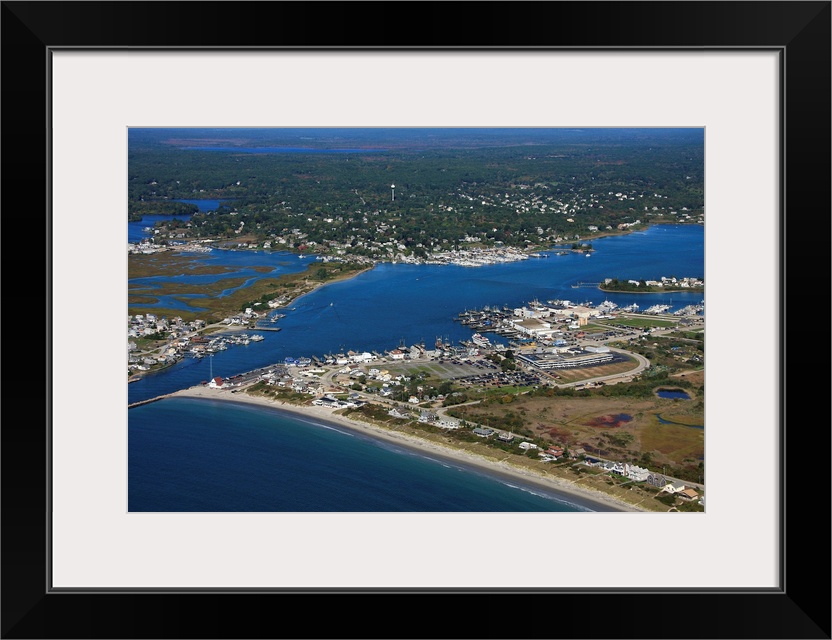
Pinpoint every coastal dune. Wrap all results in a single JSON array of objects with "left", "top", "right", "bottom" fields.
[{"left": 173, "top": 386, "right": 647, "bottom": 513}]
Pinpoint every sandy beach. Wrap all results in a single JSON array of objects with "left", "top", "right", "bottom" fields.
[{"left": 172, "top": 385, "right": 649, "bottom": 512}]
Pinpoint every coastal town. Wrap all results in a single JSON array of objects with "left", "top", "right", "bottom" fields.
[
  {"left": 128, "top": 127, "right": 705, "bottom": 513},
  {"left": 129, "top": 281, "right": 705, "bottom": 513},
  {"left": 130, "top": 230, "right": 594, "bottom": 267}
]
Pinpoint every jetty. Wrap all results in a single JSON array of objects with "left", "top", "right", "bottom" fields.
[{"left": 128, "top": 392, "right": 179, "bottom": 409}]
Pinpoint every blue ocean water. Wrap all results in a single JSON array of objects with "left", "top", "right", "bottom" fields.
[
  {"left": 129, "top": 398, "right": 601, "bottom": 512},
  {"left": 128, "top": 224, "right": 704, "bottom": 512}
]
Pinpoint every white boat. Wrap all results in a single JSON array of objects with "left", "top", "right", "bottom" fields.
[
  {"left": 471, "top": 333, "right": 491, "bottom": 348},
  {"left": 250, "top": 334, "right": 265, "bottom": 341}
]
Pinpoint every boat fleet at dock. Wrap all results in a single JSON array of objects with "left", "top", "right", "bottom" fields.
[
  {"left": 186, "top": 332, "right": 265, "bottom": 359},
  {"left": 454, "top": 296, "right": 704, "bottom": 345}
]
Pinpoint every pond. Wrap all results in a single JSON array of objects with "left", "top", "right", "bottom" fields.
[{"left": 656, "top": 388, "right": 691, "bottom": 400}]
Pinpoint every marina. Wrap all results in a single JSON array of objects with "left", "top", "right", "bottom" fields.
[{"left": 128, "top": 222, "right": 704, "bottom": 411}]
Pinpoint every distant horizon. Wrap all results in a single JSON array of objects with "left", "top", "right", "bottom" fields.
[{"left": 129, "top": 126, "right": 704, "bottom": 152}]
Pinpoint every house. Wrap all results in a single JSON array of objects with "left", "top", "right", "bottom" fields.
[
  {"left": 662, "top": 481, "right": 687, "bottom": 494},
  {"left": 646, "top": 472, "right": 667, "bottom": 487},
  {"left": 602, "top": 461, "right": 627, "bottom": 475},
  {"left": 626, "top": 464, "right": 650, "bottom": 482},
  {"left": 208, "top": 376, "right": 224, "bottom": 389},
  {"left": 472, "top": 427, "right": 494, "bottom": 438},
  {"left": 518, "top": 442, "right": 538, "bottom": 451},
  {"left": 497, "top": 432, "right": 515, "bottom": 443},
  {"left": 678, "top": 488, "right": 699, "bottom": 501},
  {"left": 313, "top": 397, "right": 341, "bottom": 409}
]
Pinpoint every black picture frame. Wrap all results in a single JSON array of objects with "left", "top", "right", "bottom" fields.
[{"left": 3, "top": 2, "right": 829, "bottom": 638}]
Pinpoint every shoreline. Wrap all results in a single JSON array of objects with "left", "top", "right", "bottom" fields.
[
  {"left": 172, "top": 385, "right": 649, "bottom": 513},
  {"left": 597, "top": 286, "right": 704, "bottom": 295}
]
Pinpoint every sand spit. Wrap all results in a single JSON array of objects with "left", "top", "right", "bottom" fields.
[{"left": 173, "top": 386, "right": 649, "bottom": 513}]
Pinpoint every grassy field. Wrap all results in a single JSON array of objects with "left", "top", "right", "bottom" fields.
[
  {"left": 446, "top": 388, "right": 704, "bottom": 478},
  {"left": 595, "top": 317, "right": 677, "bottom": 329},
  {"left": 381, "top": 361, "right": 493, "bottom": 380}
]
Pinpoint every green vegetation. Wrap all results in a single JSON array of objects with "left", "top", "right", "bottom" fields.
[
  {"left": 129, "top": 129, "right": 704, "bottom": 259},
  {"left": 244, "top": 381, "right": 310, "bottom": 404},
  {"left": 129, "top": 200, "right": 199, "bottom": 221},
  {"left": 599, "top": 278, "right": 703, "bottom": 294},
  {"left": 596, "top": 317, "right": 677, "bottom": 329},
  {"left": 127, "top": 254, "right": 367, "bottom": 322}
]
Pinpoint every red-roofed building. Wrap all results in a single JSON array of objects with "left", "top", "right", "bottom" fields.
[{"left": 208, "top": 376, "right": 224, "bottom": 388}]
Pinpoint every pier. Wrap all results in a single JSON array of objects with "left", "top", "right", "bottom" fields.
[{"left": 571, "top": 282, "right": 602, "bottom": 288}]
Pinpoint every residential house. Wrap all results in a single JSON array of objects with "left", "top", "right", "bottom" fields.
[
  {"left": 661, "top": 481, "right": 687, "bottom": 494},
  {"left": 646, "top": 472, "right": 667, "bottom": 488}
]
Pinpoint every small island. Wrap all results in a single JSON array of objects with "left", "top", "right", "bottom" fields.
[{"left": 599, "top": 276, "right": 703, "bottom": 293}]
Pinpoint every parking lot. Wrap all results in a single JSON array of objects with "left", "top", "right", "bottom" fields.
[
  {"left": 382, "top": 356, "right": 499, "bottom": 381},
  {"left": 454, "top": 370, "right": 543, "bottom": 388}
]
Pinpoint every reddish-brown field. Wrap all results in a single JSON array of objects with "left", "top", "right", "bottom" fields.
[{"left": 448, "top": 389, "right": 704, "bottom": 474}]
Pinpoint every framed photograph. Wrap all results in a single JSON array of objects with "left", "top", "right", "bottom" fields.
[{"left": 4, "top": 1, "right": 829, "bottom": 638}]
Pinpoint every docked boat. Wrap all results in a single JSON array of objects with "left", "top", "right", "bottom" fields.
[
  {"left": 644, "top": 304, "right": 672, "bottom": 315},
  {"left": 249, "top": 334, "right": 265, "bottom": 341},
  {"left": 471, "top": 333, "right": 492, "bottom": 348}
]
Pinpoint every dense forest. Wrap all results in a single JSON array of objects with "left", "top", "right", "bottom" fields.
[{"left": 128, "top": 128, "right": 704, "bottom": 257}]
